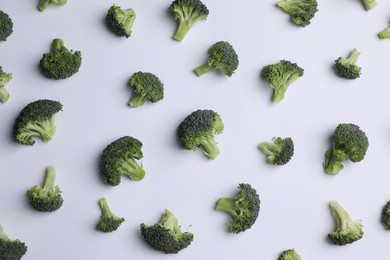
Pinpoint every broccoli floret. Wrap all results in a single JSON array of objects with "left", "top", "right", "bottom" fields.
[
  {"left": 100, "top": 136, "right": 145, "bottom": 186},
  {"left": 13, "top": 99, "right": 63, "bottom": 145},
  {"left": 38, "top": 0, "right": 67, "bottom": 11},
  {"left": 323, "top": 123, "right": 369, "bottom": 175},
  {"left": 39, "top": 38, "right": 82, "bottom": 80},
  {"left": 363, "top": 0, "right": 377, "bottom": 11},
  {"left": 169, "top": 0, "right": 209, "bottom": 41},
  {"left": 334, "top": 48, "right": 361, "bottom": 79},
  {"left": 178, "top": 109, "right": 224, "bottom": 160},
  {"left": 96, "top": 197, "right": 124, "bottom": 232},
  {"left": 216, "top": 183, "right": 260, "bottom": 234},
  {"left": 0, "top": 224, "right": 28, "bottom": 260},
  {"left": 261, "top": 60, "right": 304, "bottom": 103},
  {"left": 381, "top": 201, "right": 390, "bottom": 229},
  {"left": 128, "top": 72, "right": 164, "bottom": 107},
  {"left": 0, "top": 10, "right": 13, "bottom": 41},
  {"left": 276, "top": 0, "right": 318, "bottom": 27},
  {"left": 27, "top": 166, "right": 63, "bottom": 212},
  {"left": 194, "top": 41, "right": 239, "bottom": 77},
  {"left": 0, "top": 67, "right": 12, "bottom": 103},
  {"left": 106, "top": 5, "right": 136, "bottom": 38},
  {"left": 328, "top": 201, "right": 363, "bottom": 246},
  {"left": 258, "top": 137, "right": 294, "bottom": 166},
  {"left": 278, "top": 249, "right": 301, "bottom": 260},
  {"left": 140, "top": 209, "right": 194, "bottom": 254}
]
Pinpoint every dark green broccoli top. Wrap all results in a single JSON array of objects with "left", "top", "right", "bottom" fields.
[
  {"left": 106, "top": 5, "right": 136, "bottom": 38},
  {"left": 128, "top": 72, "right": 164, "bottom": 107},
  {"left": 334, "top": 48, "right": 361, "bottom": 79},
  {"left": 382, "top": 201, "right": 390, "bottom": 229},
  {"left": 278, "top": 249, "right": 301, "bottom": 260},
  {"left": 0, "top": 224, "right": 28, "bottom": 260},
  {"left": 276, "top": 0, "right": 318, "bottom": 27},
  {"left": 0, "top": 10, "right": 13, "bottom": 41},
  {"left": 258, "top": 137, "right": 294, "bottom": 165}
]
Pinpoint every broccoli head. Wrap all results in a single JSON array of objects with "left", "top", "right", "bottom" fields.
[
  {"left": 258, "top": 137, "right": 294, "bottom": 165},
  {"left": 363, "top": 0, "right": 377, "bottom": 11},
  {"left": 0, "top": 10, "right": 13, "bottom": 41},
  {"left": 128, "top": 72, "right": 164, "bottom": 107},
  {"left": 169, "top": 0, "right": 209, "bottom": 41},
  {"left": 39, "top": 38, "right": 82, "bottom": 80},
  {"left": 140, "top": 209, "right": 194, "bottom": 254},
  {"left": 216, "top": 183, "right": 260, "bottom": 234},
  {"left": 0, "top": 67, "right": 12, "bottom": 103},
  {"left": 334, "top": 48, "right": 361, "bottom": 79},
  {"left": 178, "top": 109, "right": 224, "bottom": 160},
  {"left": 0, "top": 224, "right": 27, "bottom": 260},
  {"left": 328, "top": 201, "right": 363, "bottom": 246},
  {"left": 100, "top": 136, "right": 145, "bottom": 186},
  {"left": 278, "top": 249, "right": 301, "bottom": 260},
  {"left": 323, "top": 123, "right": 369, "bottom": 175},
  {"left": 13, "top": 99, "right": 63, "bottom": 145},
  {"left": 381, "top": 201, "right": 390, "bottom": 229},
  {"left": 194, "top": 41, "right": 239, "bottom": 77},
  {"left": 261, "top": 60, "right": 304, "bottom": 103},
  {"left": 276, "top": 0, "right": 318, "bottom": 27},
  {"left": 106, "top": 5, "right": 136, "bottom": 38},
  {"left": 38, "top": 0, "right": 67, "bottom": 12},
  {"left": 96, "top": 197, "right": 124, "bottom": 232}
]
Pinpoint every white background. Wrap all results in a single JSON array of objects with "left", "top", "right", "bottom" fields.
[{"left": 1, "top": 0, "right": 390, "bottom": 259}]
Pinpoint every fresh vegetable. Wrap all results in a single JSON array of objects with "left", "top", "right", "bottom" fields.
[
  {"left": 334, "top": 48, "right": 361, "bottom": 79},
  {"left": 106, "top": 5, "right": 136, "bottom": 38},
  {"left": 128, "top": 72, "right": 164, "bottom": 107},
  {"left": 381, "top": 201, "right": 390, "bottom": 229},
  {"left": 0, "top": 224, "right": 28, "bottom": 260},
  {"left": 258, "top": 137, "right": 294, "bottom": 165},
  {"left": 38, "top": 0, "right": 67, "bottom": 11},
  {"left": 0, "top": 67, "right": 12, "bottom": 103},
  {"left": 0, "top": 10, "right": 13, "bottom": 41},
  {"left": 96, "top": 197, "right": 124, "bottom": 232},
  {"left": 276, "top": 0, "right": 318, "bottom": 27},
  {"left": 363, "top": 0, "right": 377, "bottom": 11},
  {"left": 278, "top": 249, "right": 301, "bottom": 260}
]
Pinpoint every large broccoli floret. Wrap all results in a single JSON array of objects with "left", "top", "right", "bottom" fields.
[
  {"left": 178, "top": 109, "right": 224, "bottom": 160},
  {"left": 328, "top": 201, "right": 363, "bottom": 246},
  {"left": 38, "top": 0, "right": 67, "bottom": 12},
  {"left": 128, "top": 72, "right": 164, "bottom": 107},
  {"left": 194, "top": 41, "right": 239, "bottom": 77},
  {"left": 0, "top": 10, "right": 13, "bottom": 41},
  {"left": 140, "top": 209, "right": 194, "bottom": 254},
  {"left": 216, "top": 183, "right": 260, "bottom": 234},
  {"left": 258, "top": 137, "right": 294, "bottom": 165},
  {"left": 100, "top": 136, "right": 145, "bottom": 186},
  {"left": 363, "top": 0, "right": 377, "bottom": 11},
  {"left": 276, "top": 0, "right": 318, "bottom": 27},
  {"left": 261, "top": 60, "right": 304, "bottom": 103},
  {"left": 169, "top": 0, "right": 209, "bottom": 41},
  {"left": 39, "top": 38, "right": 82, "bottom": 80},
  {"left": 334, "top": 48, "right": 361, "bottom": 79},
  {"left": 278, "top": 249, "right": 301, "bottom": 260},
  {"left": 96, "top": 197, "right": 125, "bottom": 232},
  {"left": 381, "top": 201, "right": 390, "bottom": 229},
  {"left": 0, "top": 67, "right": 12, "bottom": 103},
  {"left": 0, "top": 224, "right": 27, "bottom": 260},
  {"left": 106, "top": 5, "right": 136, "bottom": 38},
  {"left": 13, "top": 99, "right": 63, "bottom": 145},
  {"left": 323, "top": 123, "right": 369, "bottom": 175}
]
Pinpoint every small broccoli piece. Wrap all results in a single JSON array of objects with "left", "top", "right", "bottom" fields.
[
  {"left": 140, "top": 209, "right": 194, "bottom": 254},
  {"left": 169, "top": 0, "right": 209, "bottom": 41},
  {"left": 258, "top": 137, "right": 294, "bottom": 165},
  {"left": 276, "top": 0, "right": 318, "bottom": 27},
  {"left": 323, "top": 123, "right": 369, "bottom": 175},
  {"left": 216, "top": 183, "right": 260, "bottom": 234},
  {"left": 194, "top": 41, "right": 239, "bottom": 77},
  {"left": 261, "top": 60, "right": 304, "bottom": 103},
  {"left": 278, "top": 249, "right": 301, "bottom": 260},
  {"left": 0, "top": 224, "right": 28, "bottom": 260},
  {"left": 381, "top": 201, "right": 390, "bottom": 229},
  {"left": 334, "top": 48, "right": 361, "bottom": 79},
  {"left": 13, "top": 99, "right": 63, "bottom": 145},
  {"left": 38, "top": 0, "right": 67, "bottom": 11},
  {"left": 363, "top": 0, "right": 377, "bottom": 11},
  {"left": 100, "top": 136, "right": 145, "bottom": 186},
  {"left": 96, "top": 197, "right": 124, "bottom": 232},
  {"left": 378, "top": 27, "right": 390, "bottom": 39},
  {"left": 106, "top": 5, "right": 136, "bottom": 38},
  {"left": 178, "top": 109, "right": 224, "bottom": 160},
  {"left": 27, "top": 166, "right": 63, "bottom": 212},
  {"left": 0, "top": 10, "right": 13, "bottom": 41},
  {"left": 39, "top": 38, "right": 82, "bottom": 80},
  {"left": 0, "top": 67, "right": 12, "bottom": 103},
  {"left": 128, "top": 72, "right": 164, "bottom": 107},
  {"left": 328, "top": 201, "right": 363, "bottom": 246}
]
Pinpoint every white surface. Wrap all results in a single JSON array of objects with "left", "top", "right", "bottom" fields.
[{"left": 1, "top": 0, "right": 390, "bottom": 259}]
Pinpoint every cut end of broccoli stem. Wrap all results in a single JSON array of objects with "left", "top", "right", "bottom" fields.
[
  {"left": 194, "top": 63, "right": 215, "bottom": 76},
  {"left": 216, "top": 198, "right": 238, "bottom": 217},
  {"left": 128, "top": 93, "right": 146, "bottom": 107},
  {"left": 378, "top": 28, "right": 390, "bottom": 39},
  {"left": 363, "top": 0, "right": 377, "bottom": 11},
  {"left": 0, "top": 87, "right": 10, "bottom": 103},
  {"left": 173, "top": 22, "right": 191, "bottom": 41},
  {"left": 38, "top": 0, "right": 51, "bottom": 11},
  {"left": 200, "top": 137, "right": 220, "bottom": 160}
]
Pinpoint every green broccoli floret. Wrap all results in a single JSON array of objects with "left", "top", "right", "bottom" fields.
[
  {"left": 278, "top": 249, "right": 301, "bottom": 260},
  {"left": 0, "top": 224, "right": 28, "bottom": 260},
  {"left": 13, "top": 99, "right": 63, "bottom": 145},
  {"left": 261, "top": 60, "right": 304, "bottom": 103},
  {"left": 128, "top": 72, "right": 164, "bottom": 107},
  {"left": 0, "top": 10, "right": 13, "bottom": 41},
  {"left": 0, "top": 67, "right": 12, "bottom": 103},
  {"left": 178, "top": 109, "right": 224, "bottom": 160},
  {"left": 381, "top": 201, "right": 390, "bottom": 229},
  {"left": 334, "top": 48, "right": 361, "bottom": 79},
  {"left": 276, "top": 0, "right": 318, "bottom": 27},
  {"left": 27, "top": 166, "right": 63, "bottom": 212},
  {"left": 216, "top": 183, "right": 260, "bottom": 234},
  {"left": 258, "top": 137, "right": 294, "bottom": 165},
  {"left": 363, "top": 0, "right": 377, "bottom": 11},
  {"left": 323, "top": 123, "right": 369, "bottom": 175},
  {"left": 328, "top": 201, "right": 363, "bottom": 246},
  {"left": 96, "top": 197, "right": 124, "bottom": 232},
  {"left": 194, "top": 41, "right": 239, "bottom": 77},
  {"left": 106, "top": 5, "right": 136, "bottom": 38},
  {"left": 38, "top": 0, "right": 67, "bottom": 11},
  {"left": 100, "top": 136, "right": 145, "bottom": 186},
  {"left": 39, "top": 38, "right": 82, "bottom": 80},
  {"left": 140, "top": 209, "right": 194, "bottom": 254},
  {"left": 169, "top": 0, "right": 209, "bottom": 41}
]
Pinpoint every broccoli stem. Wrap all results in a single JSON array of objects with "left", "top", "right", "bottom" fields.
[
  {"left": 0, "top": 86, "right": 9, "bottom": 103},
  {"left": 271, "top": 85, "right": 287, "bottom": 103},
  {"left": 347, "top": 49, "right": 360, "bottom": 65},
  {"left": 363, "top": 0, "right": 377, "bottom": 10},
  {"left": 216, "top": 198, "right": 238, "bottom": 217},
  {"left": 0, "top": 224, "right": 9, "bottom": 241},
  {"left": 159, "top": 209, "right": 182, "bottom": 235},
  {"left": 23, "top": 117, "right": 56, "bottom": 142},
  {"left": 194, "top": 63, "right": 215, "bottom": 76},
  {"left": 200, "top": 136, "right": 220, "bottom": 160},
  {"left": 99, "top": 197, "right": 113, "bottom": 217},
  {"left": 128, "top": 93, "right": 146, "bottom": 107},
  {"left": 378, "top": 28, "right": 390, "bottom": 39},
  {"left": 323, "top": 147, "right": 346, "bottom": 175},
  {"left": 38, "top": 0, "right": 52, "bottom": 11},
  {"left": 258, "top": 142, "right": 280, "bottom": 161},
  {"left": 43, "top": 166, "right": 57, "bottom": 195},
  {"left": 118, "top": 157, "right": 145, "bottom": 180},
  {"left": 51, "top": 38, "right": 64, "bottom": 52},
  {"left": 173, "top": 22, "right": 191, "bottom": 41},
  {"left": 329, "top": 201, "right": 352, "bottom": 229}
]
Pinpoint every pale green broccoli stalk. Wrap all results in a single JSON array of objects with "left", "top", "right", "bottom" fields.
[
  {"left": 0, "top": 67, "right": 12, "bottom": 103},
  {"left": 106, "top": 5, "right": 136, "bottom": 38},
  {"left": 378, "top": 27, "right": 390, "bottom": 39},
  {"left": 363, "top": 0, "right": 377, "bottom": 11},
  {"left": 38, "top": 0, "right": 67, "bottom": 11}
]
